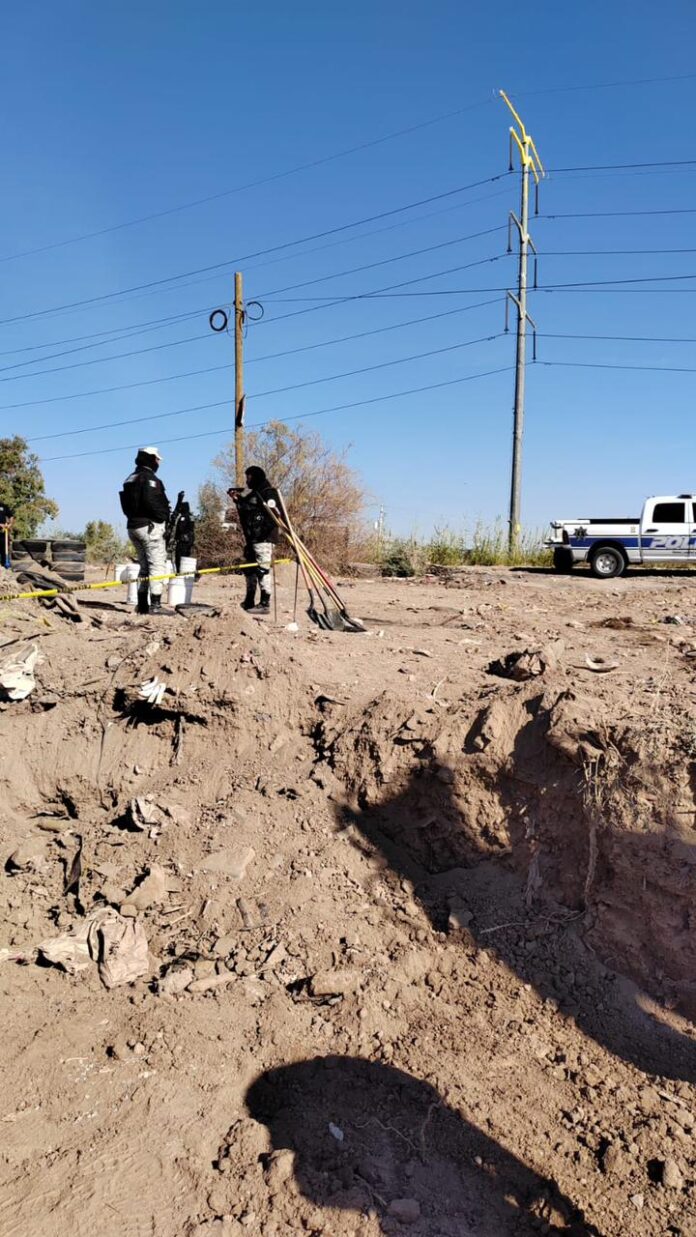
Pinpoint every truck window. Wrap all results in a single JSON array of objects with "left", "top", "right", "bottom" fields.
[{"left": 653, "top": 502, "right": 686, "bottom": 523}]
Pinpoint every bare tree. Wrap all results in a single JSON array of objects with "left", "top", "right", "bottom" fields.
[{"left": 211, "top": 421, "right": 368, "bottom": 568}]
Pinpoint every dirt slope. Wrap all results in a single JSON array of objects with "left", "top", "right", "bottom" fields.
[{"left": 1, "top": 566, "right": 695, "bottom": 1236}]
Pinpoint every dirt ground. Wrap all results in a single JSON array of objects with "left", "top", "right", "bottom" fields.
[{"left": 1, "top": 563, "right": 695, "bottom": 1237}]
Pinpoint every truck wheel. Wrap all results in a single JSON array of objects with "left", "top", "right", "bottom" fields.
[
  {"left": 553, "top": 547, "right": 574, "bottom": 574},
  {"left": 589, "top": 546, "right": 626, "bottom": 580}
]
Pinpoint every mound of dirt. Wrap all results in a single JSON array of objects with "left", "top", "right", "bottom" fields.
[{"left": 1, "top": 569, "right": 695, "bottom": 1236}]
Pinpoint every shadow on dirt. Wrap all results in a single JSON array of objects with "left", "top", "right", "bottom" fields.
[
  {"left": 246, "top": 1055, "right": 602, "bottom": 1236},
  {"left": 339, "top": 768, "right": 696, "bottom": 1086}
]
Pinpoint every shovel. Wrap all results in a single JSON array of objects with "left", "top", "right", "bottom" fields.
[{"left": 271, "top": 493, "right": 366, "bottom": 633}]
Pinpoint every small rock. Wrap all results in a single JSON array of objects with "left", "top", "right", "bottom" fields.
[
  {"left": 264, "top": 1148, "right": 295, "bottom": 1195},
  {"left": 213, "top": 933, "right": 237, "bottom": 958},
  {"left": 121, "top": 863, "right": 168, "bottom": 915},
  {"left": 194, "top": 959, "right": 217, "bottom": 979},
  {"left": 662, "top": 1158, "right": 684, "bottom": 1190},
  {"left": 448, "top": 901, "right": 473, "bottom": 932},
  {"left": 310, "top": 968, "right": 360, "bottom": 997},
  {"left": 159, "top": 966, "right": 194, "bottom": 996},
  {"left": 387, "top": 1198, "right": 421, "bottom": 1224},
  {"left": 629, "top": 1193, "right": 644, "bottom": 1210},
  {"left": 201, "top": 847, "right": 255, "bottom": 880},
  {"left": 6, "top": 838, "right": 48, "bottom": 872}
]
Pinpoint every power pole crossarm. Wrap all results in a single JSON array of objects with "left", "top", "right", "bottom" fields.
[{"left": 500, "top": 89, "right": 545, "bottom": 553}]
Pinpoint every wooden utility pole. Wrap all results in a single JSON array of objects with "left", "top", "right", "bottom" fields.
[
  {"left": 234, "top": 271, "right": 245, "bottom": 486},
  {"left": 500, "top": 91, "right": 544, "bottom": 553}
]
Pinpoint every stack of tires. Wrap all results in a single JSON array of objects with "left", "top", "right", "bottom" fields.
[
  {"left": 10, "top": 539, "right": 50, "bottom": 572},
  {"left": 51, "top": 540, "right": 86, "bottom": 583}
]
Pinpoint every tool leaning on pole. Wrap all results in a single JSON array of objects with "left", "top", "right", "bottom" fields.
[{"left": 0, "top": 501, "right": 14, "bottom": 570}]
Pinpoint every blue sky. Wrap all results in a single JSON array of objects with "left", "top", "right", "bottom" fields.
[{"left": 1, "top": 1, "right": 695, "bottom": 538}]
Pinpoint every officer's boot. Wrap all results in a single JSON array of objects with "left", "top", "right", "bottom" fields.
[
  {"left": 136, "top": 588, "right": 150, "bottom": 615},
  {"left": 149, "top": 594, "right": 163, "bottom": 615},
  {"left": 241, "top": 576, "right": 257, "bottom": 611},
  {"left": 256, "top": 590, "right": 271, "bottom": 614}
]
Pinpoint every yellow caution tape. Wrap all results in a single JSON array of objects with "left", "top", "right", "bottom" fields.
[{"left": 0, "top": 559, "right": 294, "bottom": 604}]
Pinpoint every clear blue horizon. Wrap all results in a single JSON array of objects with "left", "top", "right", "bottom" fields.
[{"left": 1, "top": 1, "right": 695, "bottom": 539}]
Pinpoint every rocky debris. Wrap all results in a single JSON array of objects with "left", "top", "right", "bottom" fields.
[
  {"left": 200, "top": 847, "right": 255, "bottom": 880},
  {"left": 121, "top": 863, "right": 168, "bottom": 915},
  {"left": 6, "top": 836, "right": 48, "bottom": 873},
  {"left": 659, "top": 1158, "right": 685, "bottom": 1190},
  {"left": 487, "top": 640, "right": 564, "bottom": 681}
]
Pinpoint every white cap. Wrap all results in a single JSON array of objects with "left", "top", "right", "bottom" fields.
[{"left": 140, "top": 445, "right": 162, "bottom": 462}]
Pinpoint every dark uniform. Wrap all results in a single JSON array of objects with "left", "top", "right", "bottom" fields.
[
  {"left": 119, "top": 448, "right": 171, "bottom": 613},
  {"left": 233, "top": 467, "right": 280, "bottom": 612}
]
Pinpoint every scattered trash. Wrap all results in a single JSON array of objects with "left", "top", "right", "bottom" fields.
[
  {"left": 284, "top": 622, "right": 299, "bottom": 632},
  {"left": 664, "top": 615, "right": 686, "bottom": 626},
  {"left": 38, "top": 908, "right": 150, "bottom": 988},
  {"left": 38, "top": 920, "right": 92, "bottom": 976},
  {"left": 328, "top": 1122, "right": 344, "bottom": 1142},
  {"left": 0, "top": 644, "right": 39, "bottom": 701},
  {"left": 138, "top": 676, "right": 167, "bottom": 706},
  {"left": 91, "top": 912, "right": 149, "bottom": 989},
  {"left": 412, "top": 647, "right": 433, "bottom": 658},
  {"left": 584, "top": 655, "right": 619, "bottom": 674}
]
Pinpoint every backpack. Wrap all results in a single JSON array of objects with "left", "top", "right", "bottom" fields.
[{"left": 119, "top": 473, "right": 142, "bottom": 519}]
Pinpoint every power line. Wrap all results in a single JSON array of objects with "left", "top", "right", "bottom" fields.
[
  {"left": 0, "top": 331, "right": 213, "bottom": 382},
  {"left": 24, "top": 329, "right": 504, "bottom": 435},
  {"left": 539, "top": 359, "right": 696, "bottom": 375},
  {"left": 540, "top": 331, "right": 696, "bottom": 344},
  {"left": 39, "top": 365, "right": 514, "bottom": 462},
  {"left": 6, "top": 67, "right": 695, "bottom": 267},
  {"left": 28, "top": 304, "right": 501, "bottom": 439},
  {"left": 540, "top": 208, "right": 696, "bottom": 220},
  {"left": 539, "top": 248, "right": 696, "bottom": 256},
  {"left": 252, "top": 226, "right": 505, "bottom": 299},
  {"left": 0, "top": 172, "right": 509, "bottom": 328},
  {"left": 547, "top": 159, "right": 696, "bottom": 173},
  {"left": 0, "top": 97, "right": 496, "bottom": 266},
  {"left": 514, "top": 70, "right": 696, "bottom": 98},
  {"left": 0, "top": 231, "right": 505, "bottom": 381}
]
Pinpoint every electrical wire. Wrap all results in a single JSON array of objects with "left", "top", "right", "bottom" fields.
[
  {"left": 540, "top": 208, "right": 696, "bottom": 220},
  {"left": 0, "top": 331, "right": 213, "bottom": 382},
  {"left": 251, "top": 226, "right": 505, "bottom": 300},
  {"left": 39, "top": 365, "right": 514, "bottom": 462},
  {"left": 539, "top": 331, "right": 696, "bottom": 344},
  {"left": 538, "top": 360, "right": 696, "bottom": 374},
  {"left": 0, "top": 229, "right": 505, "bottom": 380},
  {"left": 22, "top": 329, "right": 504, "bottom": 433},
  {"left": 0, "top": 97, "right": 496, "bottom": 265},
  {"left": 0, "top": 172, "right": 510, "bottom": 328}
]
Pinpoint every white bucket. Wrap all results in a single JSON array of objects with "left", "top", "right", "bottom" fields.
[
  {"left": 168, "top": 557, "right": 197, "bottom": 606},
  {"left": 122, "top": 563, "right": 140, "bottom": 606},
  {"left": 179, "top": 556, "right": 197, "bottom": 603},
  {"left": 114, "top": 562, "right": 126, "bottom": 582}
]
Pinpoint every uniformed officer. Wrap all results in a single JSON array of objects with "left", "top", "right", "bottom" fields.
[{"left": 119, "top": 447, "right": 171, "bottom": 614}]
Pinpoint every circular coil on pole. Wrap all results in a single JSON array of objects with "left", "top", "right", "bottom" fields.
[{"left": 209, "top": 308, "right": 229, "bottom": 333}]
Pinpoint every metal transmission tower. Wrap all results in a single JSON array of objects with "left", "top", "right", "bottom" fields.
[{"left": 500, "top": 90, "right": 545, "bottom": 552}]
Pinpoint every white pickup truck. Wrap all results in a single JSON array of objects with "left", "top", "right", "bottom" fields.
[{"left": 548, "top": 494, "right": 696, "bottom": 579}]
